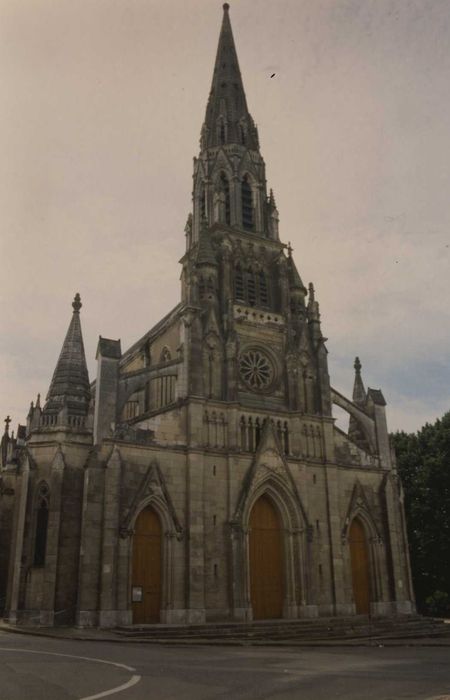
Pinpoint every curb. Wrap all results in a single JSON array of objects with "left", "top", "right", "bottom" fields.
[{"left": 1, "top": 623, "right": 450, "bottom": 648}]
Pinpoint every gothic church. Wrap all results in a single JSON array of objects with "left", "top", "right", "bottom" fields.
[{"left": 0, "top": 5, "right": 415, "bottom": 627}]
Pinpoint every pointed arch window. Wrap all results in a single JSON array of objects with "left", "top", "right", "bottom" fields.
[
  {"left": 235, "top": 265, "right": 245, "bottom": 301},
  {"left": 220, "top": 173, "right": 231, "bottom": 225},
  {"left": 160, "top": 347, "right": 171, "bottom": 363},
  {"left": 246, "top": 268, "right": 256, "bottom": 305},
  {"left": 241, "top": 175, "right": 254, "bottom": 231},
  {"left": 258, "top": 270, "right": 269, "bottom": 306},
  {"left": 200, "top": 183, "right": 207, "bottom": 220},
  {"left": 34, "top": 485, "right": 49, "bottom": 567}
]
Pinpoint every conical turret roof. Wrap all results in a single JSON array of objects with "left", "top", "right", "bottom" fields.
[
  {"left": 202, "top": 4, "right": 259, "bottom": 150},
  {"left": 44, "top": 294, "right": 91, "bottom": 415}
]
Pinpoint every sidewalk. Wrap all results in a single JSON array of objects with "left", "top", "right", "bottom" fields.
[{"left": 1, "top": 620, "right": 450, "bottom": 648}]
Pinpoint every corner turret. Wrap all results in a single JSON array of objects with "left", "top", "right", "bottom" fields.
[{"left": 40, "top": 294, "right": 91, "bottom": 431}]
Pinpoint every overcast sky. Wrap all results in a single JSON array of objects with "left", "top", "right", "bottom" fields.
[{"left": 1, "top": 0, "right": 449, "bottom": 435}]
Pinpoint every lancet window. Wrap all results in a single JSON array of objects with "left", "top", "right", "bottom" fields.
[
  {"left": 160, "top": 347, "right": 172, "bottom": 363},
  {"left": 200, "top": 184, "right": 207, "bottom": 220},
  {"left": 123, "top": 400, "right": 139, "bottom": 421},
  {"left": 150, "top": 375, "right": 176, "bottom": 409},
  {"left": 241, "top": 175, "right": 254, "bottom": 230},
  {"left": 239, "top": 416, "right": 290, "bottom": 455},
  {"left": 203, "top": 411, "right": 227, "bottom": 448},
  {"left": 220, "top": 173, "right": 231, "bottom": 225},
  {"left": 276, "top": 420, "right": 290, "bottom": 456}
]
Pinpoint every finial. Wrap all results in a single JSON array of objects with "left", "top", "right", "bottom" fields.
[
  {"left": 354, "top": 357, "right": 362, "bottom": 373},
  {"left": 72, "top": 293, "right": 82, "bottom": 313},
  {"left": 223, "top": 3, "right": 230, "bottom": 11},
  {"left": 308, "top": 282, "right": 315, "bottom": 301},
  {"left": 36, "top": 393, "right": 41, "bottom": 408},
  {"left": 287, "top": 241, "right": 293, "bottom": 257},
  {"left": 4, "top": 415, "right": 11, "bottom": 435}
]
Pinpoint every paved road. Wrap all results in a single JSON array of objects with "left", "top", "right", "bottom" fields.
[{"left": 1, "top": 630, "right": 450, "bottom": 699}]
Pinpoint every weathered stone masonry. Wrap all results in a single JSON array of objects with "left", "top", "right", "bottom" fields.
[{"left": 0, "top": 4, "right": 415, "bottom": 627}]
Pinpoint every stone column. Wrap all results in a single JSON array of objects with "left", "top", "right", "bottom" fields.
[
  {"left": 5, "top": 456, "right": 30, "bottom": 624},
  {"left": 76, "top": 460, "right": 104, "bottom": 627},
  {"left": 323, "top": 461, "right": 351, "bottom": 616},
  {"left": 185, "top": 450, "right": 206, "bottom": 623},
  {"left": 40, "top": 449, "right": 65, "bottom": 625},
  {"left": 383, "top": 474, "right": 414, "bottom": 613},
  {"left": 99, "top": 446, "right": 121, "bottom": 628}
]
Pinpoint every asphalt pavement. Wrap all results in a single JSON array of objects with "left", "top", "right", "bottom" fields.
[{"left": 1, "top": 628, "right": 450, "bottom": 699}]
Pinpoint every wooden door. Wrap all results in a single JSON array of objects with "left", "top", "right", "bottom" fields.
[
  {"left": 249, "top": 495, "right": 284, "bottom": 619},
  {"left": 132, "top": 507, "right": 162, "bottom": 623},
  {"left": 349, "top": 518, "right": 370, "bottom": 615}
]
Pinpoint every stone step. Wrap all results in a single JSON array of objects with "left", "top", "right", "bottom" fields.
[
  {"left": 116, "top": 619, "right": 438, "bottom": 637},
  {"left": 117, "top": 613, "right": 424, "bottom": 634},
  {"left": 114, "top": 616, "right": 447, "bottom": 642}
]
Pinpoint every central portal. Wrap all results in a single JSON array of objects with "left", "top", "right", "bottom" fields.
[
  {"left": 132, "top": 506, "right": 162, "bottom": 624},
  {"left": 249, "top": 495, "right": 284, "bottom": 619}
]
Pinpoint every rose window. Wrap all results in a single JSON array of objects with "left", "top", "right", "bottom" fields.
[{"left": 239, "top": 349, "right": 274, "bottom": 391}]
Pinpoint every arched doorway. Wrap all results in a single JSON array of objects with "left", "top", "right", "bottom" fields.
[
  {"left": 349, "top": 518, "right": 371, "bottom": 615},
  {"left": 132, "top": 507, "right": 162, "bottom": 623},
  {"left": 249, "top": 495, "right": 284, "bottom": 619}
]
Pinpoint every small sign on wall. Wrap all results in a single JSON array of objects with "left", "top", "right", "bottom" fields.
[{"left": 132, "top": 586, "right": 143, "bottom": 602}]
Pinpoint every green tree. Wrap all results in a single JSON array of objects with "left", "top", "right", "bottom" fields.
[{"left": 391, "top": 412, "right": 450, "bottom": 616}]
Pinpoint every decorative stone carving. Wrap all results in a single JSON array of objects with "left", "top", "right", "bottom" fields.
[{"left": 119, "top": 460, "right": 183, "bottom": 540}]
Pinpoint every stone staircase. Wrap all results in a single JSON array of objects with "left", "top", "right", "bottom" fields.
[{"left": 114, "top": 615, "right": 450, "bottom": 645}]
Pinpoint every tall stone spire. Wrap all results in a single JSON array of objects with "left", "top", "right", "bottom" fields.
[
  {"left": 201, "top": 3, "right": 259, "bottom": 151},
  {"left": 43, "top": 293, "right": 91, "bottom": 422},
  {"left": 191, "top": 5, "right": 273, "bottom": 243}
]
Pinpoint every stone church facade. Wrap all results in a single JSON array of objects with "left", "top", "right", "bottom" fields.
[{"left": 0, "top": 5, "right": 415, "bottom": 627}]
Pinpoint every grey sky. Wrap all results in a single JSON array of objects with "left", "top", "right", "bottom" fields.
[{"left": 1, "top": 0, "right": 449, "bottom": 433}]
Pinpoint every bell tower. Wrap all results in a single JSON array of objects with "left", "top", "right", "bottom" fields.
[
  {"left": 189, "top": 3, "right": 278, "bottom": 245},
  {"left": 179, "top": 3, "right": 331, "bottom": 417}
]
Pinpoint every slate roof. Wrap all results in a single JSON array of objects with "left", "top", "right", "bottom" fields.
[{"left": 44, "top": 294, "right": 91, "bottom": 414}]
